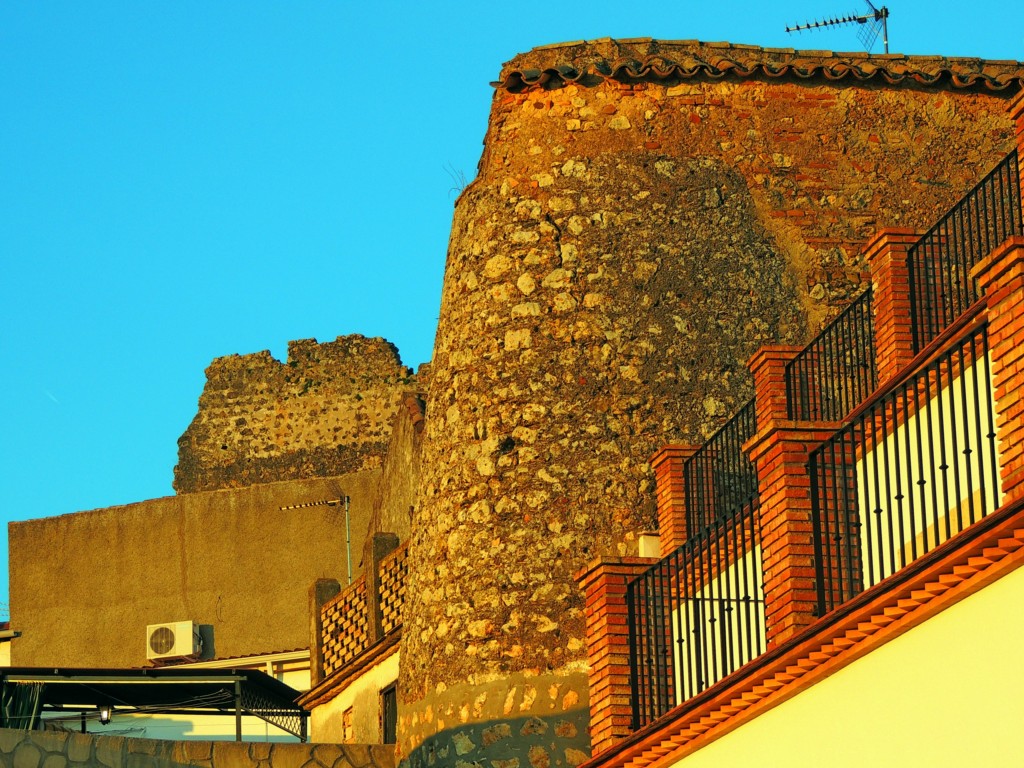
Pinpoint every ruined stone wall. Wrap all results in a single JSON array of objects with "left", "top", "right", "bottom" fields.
[
  {"left": 397, "top": 40, "right": 1022, "bottom": 766},
  {"left": 9, "top": 473, "right": 376, "bottom": 668},
  {"left": 175, "top": 336, "right": 412, "bottom": 493}
]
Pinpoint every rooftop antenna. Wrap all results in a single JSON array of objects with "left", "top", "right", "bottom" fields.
[
  {"left": 786, "top": 0, "right": 890, "bottom": 53},
  {"left": 281, "top": 495, "right": 353, "bottom": 584}
]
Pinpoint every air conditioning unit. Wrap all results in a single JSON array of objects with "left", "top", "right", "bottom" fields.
[{"left": 146, "top": 621, "right": 201, "bottom": 662}]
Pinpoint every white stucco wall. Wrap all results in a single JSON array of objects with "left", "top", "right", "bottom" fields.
[
  {"left": 669, "top": 562, "right": 1024, "bottom": 767},
  {"left": 670, "top": 544, "right": 764, "bottom": 701},
  {"left": 855, "top": 356, "right": 1001, "bottom": 586},
  {"left": 311, "top": 648, "right": 399, "bottom": 744}
]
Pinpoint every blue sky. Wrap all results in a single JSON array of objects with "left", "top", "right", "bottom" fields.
[{"left": 1, "top": 2, "right": 1022, "bottom": 610}]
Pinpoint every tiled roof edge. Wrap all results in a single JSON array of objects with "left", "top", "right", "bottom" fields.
[{"left": 493, "top": 39, "right": 1024, "bottom": 93}]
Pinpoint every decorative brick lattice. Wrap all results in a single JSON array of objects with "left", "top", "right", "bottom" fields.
[
  {"left": 321, "top": 578, "right": 369, "bottom": 676},
  {"left": 379, "top": 543, "right": 408, "bottom": 636}
]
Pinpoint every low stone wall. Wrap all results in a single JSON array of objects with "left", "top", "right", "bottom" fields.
[{"left": 0, "top": 729, "right": 396, "bottom": 768}]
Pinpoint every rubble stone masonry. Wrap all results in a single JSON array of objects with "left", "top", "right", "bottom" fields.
[
  {"left": 398, "top": 39, "right": 1020, "bottom": 765},
  {"left": 175, "top": 335, "right": 412, "bottom": 493}
]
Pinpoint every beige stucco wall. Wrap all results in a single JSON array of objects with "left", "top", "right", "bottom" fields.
[
  {"left": 312, "top": 650, "right": 400, "bottom": 744},
  {"left": 9, "top": 472, "right": 378, "bottom": 667},
  {"left": 669, "top": 561, "right": 1024, "bottom": 767}
]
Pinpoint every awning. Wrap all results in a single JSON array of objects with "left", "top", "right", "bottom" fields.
[{"left": 0, "top": 666, "right": 308, "bottom": 741}]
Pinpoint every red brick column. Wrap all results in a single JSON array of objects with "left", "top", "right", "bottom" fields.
[
  {"left": 745, "top": 346, "right": 839, "bottom": 648},
  {"left": 750, "top": 346, "right": 803, "bottom": 426},
  {"left": 866, "top": 228, "right": 925, "bottom": 384},
  {"left": 576, "top": 556, "right": 658, "bottom": 756},
  {"left": 971, "top": 236, "right": 1024, "bottom": 504},
  {"left": 309, "top": 578, "right": 341, "bottom": 685},
  {"left": 650, "top": 444, "right": 700, "bottom": 555}
]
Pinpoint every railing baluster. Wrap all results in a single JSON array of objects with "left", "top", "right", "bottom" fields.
[
  {"left": 810, "top": 325, "right": 998, "bottom": 615},
  {"left": 631, "top": 142, "right": 1021, "bottom": 718},
  {"left": 628, "top": 492, "right": 764, "bottom": 726},
  {"left": 907, "top": 149, "right": 1021, "bottom": 352},
  {"left": 785, "top": 288, "right": 876, "bottom": 422}
]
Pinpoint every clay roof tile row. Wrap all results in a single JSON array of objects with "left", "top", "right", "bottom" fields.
[{"left": 493, "top": 39, "right": 1024, "bottom": 93}]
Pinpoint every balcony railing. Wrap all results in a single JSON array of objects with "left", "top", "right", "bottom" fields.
[
  {"left": 683, "top": 399, "right": 758, "bottom": 535},
  {"left": 809, "top": 324, "right": 1001, "bottom": 615},
  {"left": 908, "top": 149, "right": 1022, "bottom": 353},
  {"left": 786, "top": 287, "right": 877, "bottom": 422},
  {"left": 628, "top": 497, "right": 764, "bottom": 729},
  {"left": 626, "top": 147, "right": 1021, "bottom": 731}
]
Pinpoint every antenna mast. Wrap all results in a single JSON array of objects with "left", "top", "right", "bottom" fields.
[{"left": 786, "top": 1, "right": 890, "bottom": 54}]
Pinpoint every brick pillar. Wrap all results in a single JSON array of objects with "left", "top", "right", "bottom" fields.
[
  {"left": 650, "top": 444, "right": 700, "bottom": 555},
  {"left": 745, "top": 346, "right": 838, "bottom": 649},
  {"left": 971, "top": 236, "right": 1024, "bottom": 504},
  {"left": 365, "top": 533, "right": 400, "bottom": 644},
  {"left": 576, "top": 556, "right": 658, "bottom": 756},
  {"left": 866, "top": 228, "right": 925, "bottom": 384},
  {"left": 309, "top": 578, "right": 341, "bottom": 685}
]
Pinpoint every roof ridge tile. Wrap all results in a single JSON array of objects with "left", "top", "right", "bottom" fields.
[{"left": 495, "top": 39, "right": 1024, "bottom": 93}]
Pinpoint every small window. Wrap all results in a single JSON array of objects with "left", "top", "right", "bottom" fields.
[
  {"left": 343, "top": 707, "right": 354, "bottom": 743},
  {"left": 380, "top": 683, "right": 397, "bottom": 745}
]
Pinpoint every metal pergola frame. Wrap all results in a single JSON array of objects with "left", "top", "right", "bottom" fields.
[{"left": 0, "top": 666, "right": 308, "bottom": 741}]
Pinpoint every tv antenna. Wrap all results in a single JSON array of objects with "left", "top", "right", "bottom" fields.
[{"left": 786, "top": 1, "right": 890, "bottom": 53}]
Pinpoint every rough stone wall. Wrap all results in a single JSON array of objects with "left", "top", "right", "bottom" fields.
[
  {"left": 0, "top": 729, "right": 396, "bottom": 768},
  {"left": 489, "top": 41, "right": 1022, "bottom": 328},
  {"left": 359, "top": 383, "right": 427, "bottom": 567},
  {"left": 9, "top": 473, "right": 376, "bottom": 668},
  {"left": 398, "top": 40, "right": 1021, "bottom": 766},
  {"left": 176, "top": 336, "right": 412, "bottom": 493}
]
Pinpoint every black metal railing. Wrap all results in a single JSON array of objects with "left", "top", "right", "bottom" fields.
[
  {"left": 810, "top": 324, "right": 1001, "bottom": 615},
  {"left": 683, "top": 399, "right": 759, "bottom": 535},
  {"left": 786, "top": 288, "right": 877, "bottom": 422},
  {"left": 628, "top": 499, "right": 764, "bottom": 729},
  {"left": 908, "top": 149, "right": 1022, "bottom": 353}
]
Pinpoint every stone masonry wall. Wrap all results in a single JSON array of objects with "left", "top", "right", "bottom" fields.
[
  {"left": 398, "top": 40, "right": 1021, "bottom": 766},
  {"left": 360, "top": 387, "right": 427, "bottom": 565},
  {"left": 488, "top": 41, "right": 1022, "bottom": 329},
  {"left": 0, "top": 728, "right": 396, "bottom": 768},
  {"left": 175, "top": 336, "right": 412, "bottom": 493}
]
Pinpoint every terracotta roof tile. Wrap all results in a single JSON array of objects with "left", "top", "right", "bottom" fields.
[{"left": 493, "top": 39, "right": 1024, "bottom": 93}]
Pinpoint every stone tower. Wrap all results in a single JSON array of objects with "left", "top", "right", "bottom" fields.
[{"left": 397, "top": 40, "right": 1021, "bottom": 767}]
